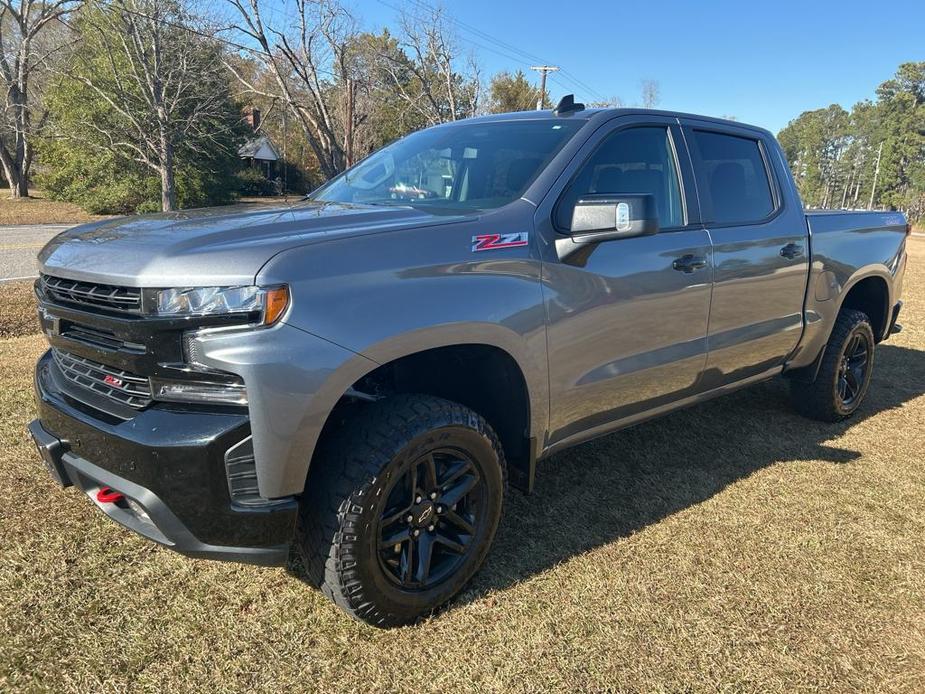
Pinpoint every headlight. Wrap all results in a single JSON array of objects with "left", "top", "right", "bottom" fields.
[{"left": 155, "top": 285, "right": 289, "bottom": 325}]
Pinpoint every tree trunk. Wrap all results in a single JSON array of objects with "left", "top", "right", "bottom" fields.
[
  {"left": 11, "top": 171, "right": 27, "bottom": 198},
  {"left": 0, "top": 152, "right": 27, "bottom": 199},
  {"left": 159, "top": 136, "right": 176, "bottom": 212}
]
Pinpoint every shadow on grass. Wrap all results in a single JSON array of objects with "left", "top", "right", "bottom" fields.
[{"left": 286, "top": 343, "right": 925, "bottom": 614}]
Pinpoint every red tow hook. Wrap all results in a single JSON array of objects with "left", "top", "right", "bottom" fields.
[{"left": 96, "top": 486, "right": 125, "bottom": 504}]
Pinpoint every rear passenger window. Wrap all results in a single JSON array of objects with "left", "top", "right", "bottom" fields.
[
  {"left": 691, "top": 130, "right": 775, "bottom": 224},
  {"left": 556, "top": 127, "right": 684, "bottom": 230}
]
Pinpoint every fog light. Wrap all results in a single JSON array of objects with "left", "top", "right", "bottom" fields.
[{"left": 151, "top": 378, "right": 247, "bottom": 405}]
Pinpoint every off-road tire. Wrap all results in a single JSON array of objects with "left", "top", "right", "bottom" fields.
[
  {"left": 790, "top": 308, "right": 875, "bottom": 422},
  {"left": 297, "top": 394, "right": 506, "bottom": 627}
]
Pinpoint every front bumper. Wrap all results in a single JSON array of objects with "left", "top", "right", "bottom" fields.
[{"left": 31, "top": 351, "right": 297, "bottom": 565}]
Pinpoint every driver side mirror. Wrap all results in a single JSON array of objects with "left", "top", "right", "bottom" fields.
[{"left": 569, "top": 193, "right": 659, "bottom": 241}]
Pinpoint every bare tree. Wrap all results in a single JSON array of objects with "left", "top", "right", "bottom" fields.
[
  {"left": 222, "top": 2, "right": 480, "bottom": 179},
  {"left": 223, "top": 0, "right": 355, "bottom": 179},
  {"left": 0, "top": 1, "right": 77, "bottom": 198},
  {"left": 63, "top": 0, "right": 237, "bottom": 211},
  {"left": 640, "top": 79, "right": 660, "bottom": 109},
  {"left": 381, "top": 6, "right": 480, "bottom": 126},
  {"left": 588, "top": 96, "right": 624, "bottom": 108}
]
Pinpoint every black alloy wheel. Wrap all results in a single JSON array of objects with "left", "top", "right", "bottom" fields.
[
  {"left": 836, "top": 331, "right": 871, "bottom": 408},
  {"left": 377, "top": 449, "right": 484, "bottom": 590}
]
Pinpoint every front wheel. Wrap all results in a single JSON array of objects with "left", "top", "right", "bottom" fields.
[
  {"left": 790, "top": 308, "right": 875, "bottom": 422},
  {"left": 297, "top": 394, "right": 506, "bottom": 627}
]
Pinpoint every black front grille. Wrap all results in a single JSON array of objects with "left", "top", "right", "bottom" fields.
[
  {"left": 40, "top": 274, "right": 142, "bottom": 314},
  {"left": 59, "top": 323, "right": 145, "bottom": 354},
  {"left": 52, "top": 348, "right": 151, "bottom": 409}
]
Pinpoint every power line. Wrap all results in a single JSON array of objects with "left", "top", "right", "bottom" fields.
[{"left": 377, "top": 0, "right": 607, "bottom": 102}]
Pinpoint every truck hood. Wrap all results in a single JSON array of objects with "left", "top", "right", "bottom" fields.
[{"left": 39, "top": 201, "right": 466, "bottom": 286}]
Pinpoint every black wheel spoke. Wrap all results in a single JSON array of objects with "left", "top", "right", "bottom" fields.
[
  {"left": 414, "top": 533, "right": 434, "bottom": 583},
  {"left": 850, "top": 364, "right": 866, "bottom": 388},
  {"left": 844, "top": 369, "right": 858, "bottom": 398},
  {"left": 380, "top": 527, "right": 411, "bottom": 550},
  {"left": 439, "top": 459, "right": 475, "bottom": 489},
  {"left": 400, "top": 540, "right": 414, "bottom": 584},
  {"left": 838, "top": 375, "right": 849, "bottom": 401},
  {"left": 422, "top": 453, "right": 438, "bottom": 491},
  {"left": 433, "top": 531, "right": 466, "bottom": 554},
  {"left": 408, "top": 464, "right": 418, "bottom": 505},
  {"left": 442, "top": 473, "right": 479, "bottom": 508},
  {"left": 381, "top": 506, "right": 411, "bottom": 529},
  {"left": 442, "top": 508, "right": 475, "bottom": 535}
]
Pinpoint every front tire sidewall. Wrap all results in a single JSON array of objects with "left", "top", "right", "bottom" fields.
[{"left": 352, "top": 426, "right": 503, "bottom": 620}]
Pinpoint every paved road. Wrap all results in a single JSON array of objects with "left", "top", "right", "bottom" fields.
[{"left": 0, "top": 224, "right": 73, "bottom": 282}]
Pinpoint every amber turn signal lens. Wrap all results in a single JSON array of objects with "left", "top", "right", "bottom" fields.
[{"left": 263, "top": 286, "right": 289, "bottom": 325}]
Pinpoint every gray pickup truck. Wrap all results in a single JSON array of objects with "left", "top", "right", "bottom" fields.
[{"left": 29, "top": 98, "right": 908, "bottom": 626}]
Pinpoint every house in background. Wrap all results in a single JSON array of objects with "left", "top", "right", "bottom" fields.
[{"left": 238, "top": 107, "right": 280, "bottom": 179}]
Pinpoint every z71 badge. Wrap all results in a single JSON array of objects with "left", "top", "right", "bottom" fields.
[{"left": 471, "top": 232, "right": 529, "bottom": 252}]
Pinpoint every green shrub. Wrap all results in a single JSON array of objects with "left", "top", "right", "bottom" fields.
[{"left": 235, "top": 167, "right": 277, "bottom": 196}]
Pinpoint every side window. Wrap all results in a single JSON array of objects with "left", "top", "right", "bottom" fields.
[
  {"left": 690, "top": 130, "right": 775, "bottom": 224},
  {"left": 556, "top": 127, "right": 684, "bottom": 230}
]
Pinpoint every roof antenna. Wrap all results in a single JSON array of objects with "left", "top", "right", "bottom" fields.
[{"left": 553, "top": 94, "right": 585, "bottom": 115}]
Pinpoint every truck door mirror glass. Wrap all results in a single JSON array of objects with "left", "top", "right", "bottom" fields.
[{"left": 569, "top": 193, "right": 659, "bottom": 241}]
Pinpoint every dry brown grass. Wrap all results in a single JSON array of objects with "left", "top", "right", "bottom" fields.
[
  {"left": 1, "top": 242, "right": 924, "bottom": 692},
  {"left": 0, "top": 281, "right": 36, "bottom": 338},
  {"left": 0, "top": 190, "right": 106, "bottom": 225}
]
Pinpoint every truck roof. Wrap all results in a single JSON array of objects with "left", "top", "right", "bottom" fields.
[{"left": 449, "top": 106, "right": 774, "bottom": 139}]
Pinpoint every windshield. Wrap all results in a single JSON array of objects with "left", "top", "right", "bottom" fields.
[{"left": 310, "top": 119, "right": 584, "bottom": 211}]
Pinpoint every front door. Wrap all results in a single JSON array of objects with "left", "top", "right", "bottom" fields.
[
  {"left": 682, "top": 122, "right": 810, "bottom": 388},
  {"left": 541, "top": 121, "right": 713, "bottom": 445}
]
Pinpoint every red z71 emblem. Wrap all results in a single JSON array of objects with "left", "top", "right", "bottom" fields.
[
  {"left": 472, "top": 232, "right": 529, "bottom": 252},
  {"left": 103, "top": 374, "right": 124, "bottom": 388}
]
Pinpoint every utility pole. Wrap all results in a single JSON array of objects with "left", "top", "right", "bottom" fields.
[
  {"left": 530, "top": 65, "right": 559, "bottom": 110},
  {"left": 868, "top": 141, "right": 883, "bottom": 210}
]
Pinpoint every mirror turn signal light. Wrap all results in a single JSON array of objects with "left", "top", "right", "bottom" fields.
[{"left": 263, "top": 286, "right": 289, "bottom": 326}]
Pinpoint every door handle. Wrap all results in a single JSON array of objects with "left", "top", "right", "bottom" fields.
[
  {"left": 779, "top": 243, "right": 804, "bottom": 260},
  {"left": 672, "top": 254, "right": 707, "bottom": 273}
]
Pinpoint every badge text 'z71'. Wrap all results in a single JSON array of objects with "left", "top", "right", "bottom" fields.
[{"left": 471, "top": 233, "right": 529, "bottom": 252}]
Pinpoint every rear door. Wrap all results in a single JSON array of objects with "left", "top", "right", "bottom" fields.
[{"left": 682, "top": 121, "right": 810, "bottom": 388}]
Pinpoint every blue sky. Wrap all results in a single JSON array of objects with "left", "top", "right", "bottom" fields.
[{"left": 354, "top": 0, "right": 924, "bottom": 133}]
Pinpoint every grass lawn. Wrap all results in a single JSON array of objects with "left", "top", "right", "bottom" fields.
[
  {"left": 0, "top": 190, "right": 301, "bottom": 227},
  {"left": 0, "top": 242, "right": 923, "bottom": 692},
  {"left": 0, "top": 190, "right": 106, "bottom": 226}
]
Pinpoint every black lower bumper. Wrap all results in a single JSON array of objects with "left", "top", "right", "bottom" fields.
[{"left": 31, "top": 351, "right": 297, "bottom": 566}]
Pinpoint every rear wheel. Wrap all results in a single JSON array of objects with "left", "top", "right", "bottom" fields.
[
  {"left": 297, "top": 394, "right": 505, "bottom": 627},
  {"left": 790, "top": 308, "right": 875, "bottom": 422}
]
